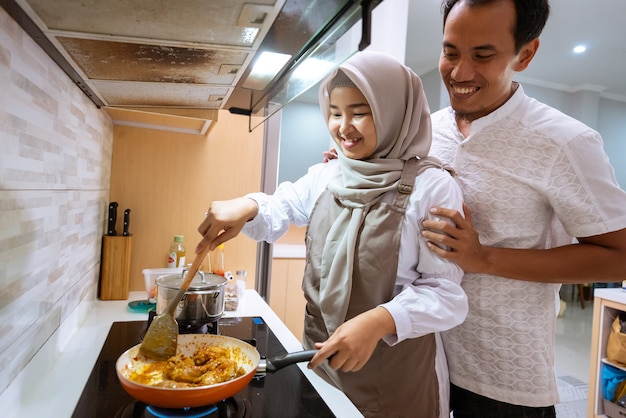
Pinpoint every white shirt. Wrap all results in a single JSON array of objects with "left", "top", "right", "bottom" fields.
[{"left": 432, "top": 85, "right": 626, "bottom": 407}]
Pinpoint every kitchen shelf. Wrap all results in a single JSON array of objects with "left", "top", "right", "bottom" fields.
[
  {"left": 601, "top": 358, "right": 626, "bottom": 373},
  {"left": 588, "top": 289, "right": 626, "bottom": 417}
]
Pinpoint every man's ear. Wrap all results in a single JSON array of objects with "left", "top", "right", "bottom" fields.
[{"left": 515, "top": 38, "right": 540, "bottom": 72}]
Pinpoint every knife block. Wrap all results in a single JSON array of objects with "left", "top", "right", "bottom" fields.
[{"left": 99, "top": 235, "right": 132, "bottom": 300}]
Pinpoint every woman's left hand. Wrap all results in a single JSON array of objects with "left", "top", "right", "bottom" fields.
[{"left": 308, "top": 307, "right": 394, "bottom": 372}]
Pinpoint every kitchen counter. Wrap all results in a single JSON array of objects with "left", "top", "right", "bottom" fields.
[{"left": 1, "top": 290, "right": 362, "bottom": 418}]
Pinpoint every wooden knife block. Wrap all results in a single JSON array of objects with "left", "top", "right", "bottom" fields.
[{"left": 99, "top": 235, "right": 132, "bottom": 300}]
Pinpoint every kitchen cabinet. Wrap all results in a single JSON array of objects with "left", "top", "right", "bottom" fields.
[
  {"left": 270, "top": 255, "right": 306, "bottom": 341},
  {"left": 269, "top": 226, "right": 307, "bottom": 340},
  {"left": 588, "top": 288, "right": 626, "bottom": 417}
]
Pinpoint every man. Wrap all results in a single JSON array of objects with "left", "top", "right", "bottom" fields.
[{"left": 420, "top": 0, "right": 626, "bottom": 416}]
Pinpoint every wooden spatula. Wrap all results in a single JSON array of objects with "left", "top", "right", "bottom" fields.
[{"left": 139, "top": 245, "right": 211, "bottom": 360}]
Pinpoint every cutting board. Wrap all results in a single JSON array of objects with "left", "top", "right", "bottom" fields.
[{"left": 99, "top": 235, "right": 132, "bottom": 300}]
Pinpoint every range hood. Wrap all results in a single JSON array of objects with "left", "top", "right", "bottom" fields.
[{"left": 1, "top": 0, "right": 382, "bottom": 129}]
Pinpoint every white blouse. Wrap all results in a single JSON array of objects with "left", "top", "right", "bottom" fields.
[{"left": 243, "top": 159, "right": 468, "bottom": 344}]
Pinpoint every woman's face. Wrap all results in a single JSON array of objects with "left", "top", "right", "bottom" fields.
[{"left": 327, "top": 86, "right": 377, "bottom": 160}]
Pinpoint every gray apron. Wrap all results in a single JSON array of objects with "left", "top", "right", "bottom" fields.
[{"left": 302, "top": 157, "right": 439, "bottom": 418}]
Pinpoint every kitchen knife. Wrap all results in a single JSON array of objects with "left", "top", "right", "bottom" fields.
[
  {"left": 123, "top": 209, "right": 131, "bottom": 236},
  {"left": 107, "top": 202, "right": 118, "bottom": 236}
]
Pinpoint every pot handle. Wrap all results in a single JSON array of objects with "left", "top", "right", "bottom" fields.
[{"left": 258, "top": 349, "right": 318, "bottom": 374}]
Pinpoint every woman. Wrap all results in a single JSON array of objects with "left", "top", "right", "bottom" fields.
[{"left": 197, "top": 51, "right": 467, "bottom": 417}]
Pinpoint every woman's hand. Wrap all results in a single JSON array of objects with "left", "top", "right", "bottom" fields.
[
  {"left": 195, "top": 197, "right": 259, "bottom": 254},
  {"left": 420, "top": 203, "right": 488, "bottom": 273},
  {"left": 308, "top": 307, "right": 394, "bottom": 372}
]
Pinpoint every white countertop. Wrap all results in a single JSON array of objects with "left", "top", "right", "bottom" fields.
[
  {"left": 273, "top": 243, "right": 306, "bottom": 258},
  {"left": 1, "top": 290, "right": 362, "bottom": 418},
  {"left": 594, "top": 288, "right": 626, "bottom": 304}
]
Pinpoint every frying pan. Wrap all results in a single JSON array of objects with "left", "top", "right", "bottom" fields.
[{"left": 116, "top": 333, "right": 318, "bottom": 408}]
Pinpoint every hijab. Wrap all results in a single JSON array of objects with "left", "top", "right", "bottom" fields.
[{"left": 315, "top": 51, "right": 433, "bottom": 333}]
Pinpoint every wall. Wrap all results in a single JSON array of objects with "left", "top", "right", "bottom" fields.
[
  {"left": 0, "top": 7, "right": 113, "bottom": 395},
  {"left": 278, "top": 102, "right": 330, "bottom": 183},
  {"left": 108, "top": 112, "right": 264, "bottom": 292},
  {"left": 598, "top": 98, "right": 626, "bottom": 189}
]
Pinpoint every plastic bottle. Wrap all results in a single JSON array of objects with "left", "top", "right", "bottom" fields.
[
  {"left": 211, "top": 244, "right": 225, "bottom": 276},
  {"left": 167, "top": 235, "right": 186, "bottom": 268},
  {"left": 224, "top": 271, "right": 238, "bottom": 311},
  {"left": 235, "top": 270, "right": 247, "bottom": 300}
]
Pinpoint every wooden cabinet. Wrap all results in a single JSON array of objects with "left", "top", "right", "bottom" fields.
[
  {"left": 588, "top": 289, "right": 626, "bottom": 417},
  {"left": 270, "top": 256, "right": 306, "bottom": 341},
  {"left": 268, "top": 226, "right": 307, "bottom": 341}
]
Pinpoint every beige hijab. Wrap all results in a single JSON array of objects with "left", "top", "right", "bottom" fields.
[{"left": 316, "top": 51, "right": 433, "bottom": 333}]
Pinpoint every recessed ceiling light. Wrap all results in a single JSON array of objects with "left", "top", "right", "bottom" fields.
[{"left": 573, "top": 45, "right": 587, "bottom": 54}]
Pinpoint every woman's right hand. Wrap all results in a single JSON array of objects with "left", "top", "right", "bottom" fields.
[{"left": 195, "top": 197, "right": 259, "bottom": 254}]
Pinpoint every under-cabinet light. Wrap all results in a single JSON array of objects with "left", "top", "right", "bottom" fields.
[{"left": 242, "top": 51, "right": 292, "bottom": 91}]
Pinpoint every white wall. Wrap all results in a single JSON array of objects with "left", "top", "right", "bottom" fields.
[
  {"left": 0, "top": 7, "right": 113, "bottom": 396},
  {"left": 278, "top": 102, "right": 331, "bottom": 183},
  {"left": 598, "top": 98, "right": 626, "bottom": 189}
]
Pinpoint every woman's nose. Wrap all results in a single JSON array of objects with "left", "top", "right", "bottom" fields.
[{"left": 339, "top": 118, "right": 354, "bottom": 135}]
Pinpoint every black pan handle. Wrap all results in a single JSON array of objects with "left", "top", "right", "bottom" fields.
[{"left": 258, "top": 349, "right": 318, "bottom": 374}]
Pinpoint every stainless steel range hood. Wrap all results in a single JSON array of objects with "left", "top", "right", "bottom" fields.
[{"left": 1, "top": 0, "right": 382, "bottom": 129}]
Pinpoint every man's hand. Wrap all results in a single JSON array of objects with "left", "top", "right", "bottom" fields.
[
  {"left": 195, "top": 197, "right": 258, "bottom": 254},
  {"left": 420, "top": 203, "right": 488, "bottom": 273},
  {"left": 322, "top": 147, "right": 338, "bottom": 163}
]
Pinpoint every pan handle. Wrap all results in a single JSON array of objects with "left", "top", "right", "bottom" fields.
[{"left": 257, "top": 349, "right": 318, "bottom": 374}]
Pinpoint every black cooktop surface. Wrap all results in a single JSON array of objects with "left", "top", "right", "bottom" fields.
[{"left": 71, "top": 317, "right": 335, "bottom": 418}]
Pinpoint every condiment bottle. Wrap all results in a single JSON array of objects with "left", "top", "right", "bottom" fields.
[
  {"left": 224, "top": 271, "right": 238, "bottom": 311},
  {"left": 211, "top": 244, "right": 225, "bottom": 276},
  {"left": 167, "top": 235, "right": 186, "bottom": 268},
  {"left": 235, "top": 269, "right": 247, "bottom": 299}
]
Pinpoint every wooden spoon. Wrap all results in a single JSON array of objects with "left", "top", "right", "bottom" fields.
[{"left": 139, "top": 245, "right": 211, "bottom": 360}]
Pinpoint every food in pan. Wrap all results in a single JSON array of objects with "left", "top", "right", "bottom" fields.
[{"left": 127, "top": 344, "right": 247, "bottom": 388}]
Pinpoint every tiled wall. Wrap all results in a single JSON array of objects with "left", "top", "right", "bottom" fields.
[{"left": 0, "top": 8, "right": 113, "bottom": 395}]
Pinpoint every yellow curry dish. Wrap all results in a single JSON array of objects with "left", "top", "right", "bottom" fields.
[{"left": 128, "top": 344, "right": 247, "bottom": 388}]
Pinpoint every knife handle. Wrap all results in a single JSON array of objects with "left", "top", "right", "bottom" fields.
[
  {"left": 107, "top": 202, "right": 118, "bottom": 236},
  {"left": 123, "top": 209, "right": 130, "bottom": 236}
]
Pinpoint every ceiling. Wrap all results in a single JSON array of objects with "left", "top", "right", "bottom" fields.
[{"left": 405, "top": 0, "right": 626, "bottom": 102}]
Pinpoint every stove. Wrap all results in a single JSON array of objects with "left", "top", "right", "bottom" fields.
[{"left": 72, "top": 316, "right": 335, "bottom": 418}]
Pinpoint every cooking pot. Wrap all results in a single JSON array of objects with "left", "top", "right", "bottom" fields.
[
  {"left": 156, "top": 271, "right": 227, "bottom": 326},
  {"left": 115, "top": 334, "right": 318, "bottom": 408}
]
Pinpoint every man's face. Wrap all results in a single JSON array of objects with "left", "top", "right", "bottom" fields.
[{"left": 439, "top": 0, "right": 534, "bottom": 121}]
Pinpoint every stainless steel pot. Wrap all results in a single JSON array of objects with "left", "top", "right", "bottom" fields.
[{"left": 156, "top": 270, "right": 227, "bottom": 326}]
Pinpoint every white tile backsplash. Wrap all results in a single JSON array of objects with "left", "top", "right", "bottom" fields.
[{"left": 0, "top": 7, "right": 113, "bottom": 396}]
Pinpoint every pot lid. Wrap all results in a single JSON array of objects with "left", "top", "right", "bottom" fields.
[{"left": 156, "top": 272, "right": 226, "bottom": 291}]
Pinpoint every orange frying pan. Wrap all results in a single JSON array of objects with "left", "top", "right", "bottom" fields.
[{"left": 116, "top": 333, "right": 318, "bottom": 408}]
